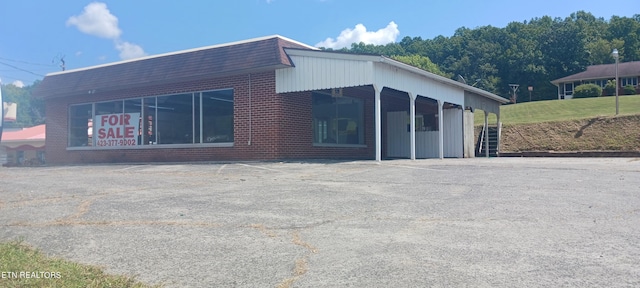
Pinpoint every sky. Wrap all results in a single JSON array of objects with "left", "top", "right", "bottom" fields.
[{"left": 0, "top": 0, "right": 638, "bottom": 86}]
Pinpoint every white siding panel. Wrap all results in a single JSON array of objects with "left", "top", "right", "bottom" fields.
[
  {"left": 372, "top": 62, "right": 464, "bottom": 106},
  {"left": 416, "top": 132, "right": 439, "bottom": 158},
  {"left": 276, "top": 55, "right": 374, "bottom": 93},
  {"left": 387, "top": 111, "right": 409, "bottom": 158},
  {"left": 387, "top": 111, "right": 440, "bottom": 159},
  {"left": 443, "top": 108, "right": 463, "bottom": 158}
]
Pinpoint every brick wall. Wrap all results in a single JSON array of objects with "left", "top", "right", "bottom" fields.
[{"left": 44, "top": 71, "right": 377, "bottom": 164}]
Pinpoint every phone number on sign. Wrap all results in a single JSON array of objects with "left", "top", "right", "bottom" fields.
[{"left": 97, "top": 139, "right": 137, "bottom": 147}]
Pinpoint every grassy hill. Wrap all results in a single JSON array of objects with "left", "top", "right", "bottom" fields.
[
  {"left": 474, "top": 95, "right": 640, "bottom": 152},
  {"left": 475, "top": 95, "right": 640, "bottom": 125}
]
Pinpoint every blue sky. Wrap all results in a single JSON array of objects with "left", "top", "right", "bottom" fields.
[{"left": 1, "top": 0, "right": 638, "bottom": 86}]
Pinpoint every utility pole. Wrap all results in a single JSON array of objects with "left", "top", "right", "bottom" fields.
[{"left": 509, "top": 84, "right": 519, "bottom": 104}]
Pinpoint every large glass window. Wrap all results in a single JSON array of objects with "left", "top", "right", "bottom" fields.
[
  {"left": 67, "top": 89, "right": 234, "bottom": 148},
  {"left": 312, "top": 92, "right": 364, "bottom": 145},
  {"left": 69, "top": 104, "right": 93, "bottom": 147},
  {"left": 202, "top": 90, "right": 234, "bottom": 143},
  {"left": 156, "top": 94, "right": 193, "bottom": 144}
]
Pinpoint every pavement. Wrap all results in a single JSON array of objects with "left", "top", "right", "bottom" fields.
[{"left": 1, "top": 158, "right": 639, "bottom": 287}]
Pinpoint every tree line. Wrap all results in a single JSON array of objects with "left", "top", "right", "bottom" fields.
[{"left": 325, "top": 11, "right": 640, "bottom": 102}]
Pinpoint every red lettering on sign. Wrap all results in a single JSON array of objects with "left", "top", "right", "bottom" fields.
[
  {"left": 125, "top": 126, "right": 134, "bottom": 138},
  {"left": 101, "top": 115, "right": 109, "bottom": 126}
]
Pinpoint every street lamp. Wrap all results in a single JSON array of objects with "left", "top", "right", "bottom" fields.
[
  {"left": 528, "top": 85, "right": 533, "bottom": 102},
  {"left": 612, "top": 48, "right": 619, "bottom": 115}
]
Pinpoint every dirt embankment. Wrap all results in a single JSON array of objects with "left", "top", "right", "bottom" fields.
[{"left": 500, "top": 115, "right": 640, "bottom": 152}]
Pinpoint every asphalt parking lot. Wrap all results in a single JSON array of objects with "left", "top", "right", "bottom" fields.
[{"left": 1, "top": 158, "right": 639, "bottom": 287}]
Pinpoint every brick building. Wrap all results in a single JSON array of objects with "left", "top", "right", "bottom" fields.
[{"left": 33, "top": 35, "right": 507, "bottom": 164}]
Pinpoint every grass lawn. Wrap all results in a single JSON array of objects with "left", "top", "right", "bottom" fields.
[
  {"left": 0, "top": 241, "right": 159, "bottom": 288},
  {"left": 475, "top": 95, "right": 640, "bottom": 125}
]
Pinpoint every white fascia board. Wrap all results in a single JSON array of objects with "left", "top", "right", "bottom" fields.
[{"left": 283, "top": 48, "right": 384, "bottom": 63}]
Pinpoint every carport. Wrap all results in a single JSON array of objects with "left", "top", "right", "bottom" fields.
[{"left": 276, "top": 48, "right": 508, "bottom": 160}]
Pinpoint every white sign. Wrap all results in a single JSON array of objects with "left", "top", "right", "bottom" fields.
[{"left": 94, "top": 113, "right": 140, "bottom": 147}]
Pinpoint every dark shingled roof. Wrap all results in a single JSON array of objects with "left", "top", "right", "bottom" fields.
[
  {"left": 33, "top": 35, "right": 315, "bottom": 99},
  {"left": 551, "top": 61, "right": 640, "bottom": 84}
]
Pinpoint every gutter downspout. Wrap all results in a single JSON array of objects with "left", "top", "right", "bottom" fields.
[{"left": 248, "top": 74, "right": 252, "bottom": 146}]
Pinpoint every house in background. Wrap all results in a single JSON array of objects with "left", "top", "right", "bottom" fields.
[
  {"left": 0, "top": 124, "right": 46, "bottom": 166},
  {"left": 551, "top": 61, "right": 640, "bottom": 99}
]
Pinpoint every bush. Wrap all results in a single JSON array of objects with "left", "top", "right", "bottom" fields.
[
  {"left": 623, "top": 84, "right": 637, "bottom": 95},
  {"left": 573, "top": 83, "right": 602, "bottom": 98},
  {"left": 603, "top": 80, "right": 617, "bottom": 96}
]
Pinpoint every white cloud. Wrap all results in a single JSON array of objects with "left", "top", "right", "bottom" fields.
[
  {"left": 116, "top": 41, "right": 147, "bottom": 60},
  {"left": 11, "top": 80, "right": 25, "bottom": 88},
  {"left": 316, "top": 21, "right": 400, "bottom": 49},
  {"left": 66, "top": 2, "right": 121, "bottom": 39},
  {"left": 67, "top": 2, "right": 146, "bottom": 60}
]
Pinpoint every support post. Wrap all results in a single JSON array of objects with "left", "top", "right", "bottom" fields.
[
  {"left": 374, "top": 85, "right": 382, "bottom": 162},
  {"left": 438, "top": 100, "right": 444, "bottom": 159},
  {"left": 409, "top": 93, "right": 416, "bottom": 160},
  {"left": 496, "top": 112, "right": 501, "bottom": 157},
  {"left": 484, "top": 110, "right": 489, "bottom": 158}
]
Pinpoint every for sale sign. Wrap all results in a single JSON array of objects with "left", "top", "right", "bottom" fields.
[{"left": 95, "top": 113, "right": 140, "bottom": 147}]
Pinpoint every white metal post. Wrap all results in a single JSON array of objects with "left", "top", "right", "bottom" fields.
[
  {"left": 409, "top": 93, "right": 416, "bottom": 160},
  {"left": 496, "top": 112, "right": 501, "bottom": 157},
  {"left": 374, "top": 85, "right": 382, "bottom": 161},
  {"left": 438, "top": 100, "right": 444, "bottom": 159},
  {"left": 484, "top": 111, "right": 489, "bottom": 158}
]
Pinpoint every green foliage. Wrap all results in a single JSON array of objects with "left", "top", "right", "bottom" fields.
[
  {"left": 1, "top": 81, "right": 44, "bottom": 128},
  {"left": 573, "top": 83, "right": 602, "bottom": 98},
  {"left": 623, "top": 84, "right": 637, "bottom": 95},
  {"left": 390, "top": 55, "right": 451, "bottom": 78},
  {"left": 0, "top": 241, "right": 158, "bottom": 287},
  {"left": 475, "top": 95, "right": 640, "bottom": 125},
  {"left": 337, "top": 11, "right": 640, "bottom": 100},
  {"left": 604, "top": 80, "right": 617, "bottom": 96}
]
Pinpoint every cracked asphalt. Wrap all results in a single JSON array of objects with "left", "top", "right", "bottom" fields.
[{"left": 1, "top": 158, "right": 639, "bottom": 287}]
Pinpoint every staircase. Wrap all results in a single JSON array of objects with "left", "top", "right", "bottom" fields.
[{"left": 476, "top": 124, "right": 500, "bottom": 157}]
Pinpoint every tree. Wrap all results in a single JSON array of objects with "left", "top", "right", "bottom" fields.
[
  {"left": 391, "top": 55, "right": 450, "bottom": 77},
  {"left": 1, "top": 82, "right": 44, "bottom": 128}
]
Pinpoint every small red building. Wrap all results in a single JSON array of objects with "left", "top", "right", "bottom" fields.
[
  {"left": 33, "top": 35, "right": 506, "bottom": 164},
  {"left": 0, "top": 124, "right": 46, "bottom": 166}
]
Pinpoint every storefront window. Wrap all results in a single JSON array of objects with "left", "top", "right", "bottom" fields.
[
  {"left": 156, "top": 94, "right": 193, "bottom": 144},
  {"left": 312, "top": 92, "right": 364, "bottom": 145},
  {"left": 202, "top": 90, "right": 234, "bottom": 143},
  {"left": 69, "top": 104, "right": 93, "bottom": 147},
  {"left": 68, "top": 89, "right": 234, "bottom": 148}
]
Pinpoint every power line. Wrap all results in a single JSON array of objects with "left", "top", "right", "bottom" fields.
[
  {"left": 0, "top": 61, "right": 45, "bottom": 77},
  {"left": 0, "top": 57, "right": 56, "bottom": 67}
]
